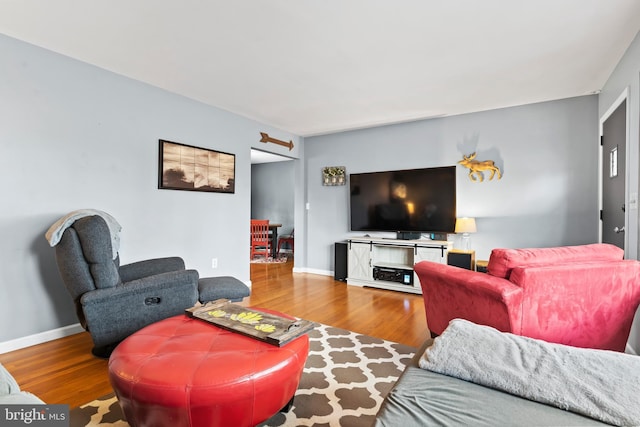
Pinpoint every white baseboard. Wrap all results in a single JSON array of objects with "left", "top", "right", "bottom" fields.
[
  {"left": 0, "top": 323, "right": 84, "bottom": 354},
  {"left": 293, "top": 267, "right": 333, "bottom": 276}
]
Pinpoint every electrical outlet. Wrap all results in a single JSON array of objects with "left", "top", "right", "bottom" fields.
[{"left": 211, "top": 258, "right": 218, "bottom": 269}]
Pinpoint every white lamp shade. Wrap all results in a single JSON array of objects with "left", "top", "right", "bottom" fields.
[{"left": 455, "top": 217, "right": 477, "bottom": 234}]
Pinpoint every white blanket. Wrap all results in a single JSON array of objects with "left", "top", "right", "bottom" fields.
[
  {"left": 45, "top": 209, "right": 121, "bottom": 259},
  {"left": 419, "top": 319, "right": 640, "bottom": 426}
]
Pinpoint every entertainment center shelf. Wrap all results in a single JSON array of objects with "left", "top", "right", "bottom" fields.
[{"left": 346, "top": 237, "right": 453, "bottom": 294}]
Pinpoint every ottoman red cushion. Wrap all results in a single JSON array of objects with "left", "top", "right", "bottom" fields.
[{"left": 108, "top": 311, "right": 309, "bottom": 427}]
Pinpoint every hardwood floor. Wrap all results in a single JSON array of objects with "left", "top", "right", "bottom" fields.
[{"left": 0, "top": 259, "right": 429, "bottom": 408}]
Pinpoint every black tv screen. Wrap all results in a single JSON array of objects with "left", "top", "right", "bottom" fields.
[{"left": 350, "top": 166, "right": 456, "bottom": 234}]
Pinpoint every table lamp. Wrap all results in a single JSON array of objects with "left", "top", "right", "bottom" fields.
[{"left": 455, "top": 217, "right": 477, "bottom": 251}]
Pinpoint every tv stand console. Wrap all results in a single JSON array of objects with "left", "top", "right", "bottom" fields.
[{"left": 346, "top": 237, "right": 452, "bottom": 294}]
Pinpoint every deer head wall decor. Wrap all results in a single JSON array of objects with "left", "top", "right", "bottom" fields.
[{"left": 458, "top": 152, "right": 502, "bottom": 182}]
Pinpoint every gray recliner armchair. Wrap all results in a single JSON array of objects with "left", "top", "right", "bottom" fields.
[{"left": 52, "top": 215, "right": 199, "bottom": 357}]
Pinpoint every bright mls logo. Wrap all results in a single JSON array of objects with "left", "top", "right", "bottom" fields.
[{"left": 1, "top": 405, "right": 68, "bottom": 426}]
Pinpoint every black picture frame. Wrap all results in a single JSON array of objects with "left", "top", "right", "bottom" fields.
[{"left": 158, "top": 139, "right": 235, "bottom": 193}]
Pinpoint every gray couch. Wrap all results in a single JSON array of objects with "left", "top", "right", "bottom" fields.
[
  {"left": 0, "top": 363, "right": 44, "bottom": 404},
  {"left": 374, "top": 339, "right": 609, "bottom": 426},
  {"left": 54, "top": 215, "right": 199, "bottom": 356}
]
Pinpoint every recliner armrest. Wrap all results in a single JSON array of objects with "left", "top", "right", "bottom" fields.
[
  {"left": 81, "top": 269, "right": 199, "bottom": 306},
  {"left": 118, "top": 257, "right": 186, "bottom": 282},
  {"left": 79, "top": 269, "right": 199, "bottom": 348}
]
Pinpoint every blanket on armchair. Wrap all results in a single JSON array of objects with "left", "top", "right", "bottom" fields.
[
  {"left": 419, "top": 319, "right": 640, "bottom": 426},
  {"left": 45, "top": 209, "right": 121, "bottom": 259}
]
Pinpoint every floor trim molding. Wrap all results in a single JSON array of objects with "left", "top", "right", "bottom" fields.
[
  {"left": 292, "top": 267, "right": 332, "bottom": 276},
  {"left": 0, "top": 323, "right": 84, "bottom": 354}
]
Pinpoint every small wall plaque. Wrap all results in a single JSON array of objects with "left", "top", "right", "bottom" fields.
[{"left": 322, "top": 166, "right": 346, "bottom": 186}]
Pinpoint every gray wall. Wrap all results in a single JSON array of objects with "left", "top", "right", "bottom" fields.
[
  {"left": 0, "top": 34, "right": 300, "bottom": 344},
  {"left": 303, "top": 95, "right": 599, "bottom": 274},
  {"left": 251, "top": 161, "right": 296, "bottom": 237},
  {"left": 4, "top": 26, "right": 639, "bottom": 352},
  {"left": 599, "top": 30, "right": 640, "bottom": 351}
]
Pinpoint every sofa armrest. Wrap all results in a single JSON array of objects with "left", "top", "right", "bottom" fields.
[
  {"left": 0, "top": 392, "right": 45, "bottom": 404},
  {"left": 0, "top": 363, "right": 45, "bottom": 404},
  {"left": 510, "top": 260, "right": 640, "bottom": 351},
  {"left": 414, "top": 261, "right": 523, "bottom": 335},
  {"left": 118, "top": 257, "right": 186, "bottom": 282},
  {"left": 0, "top": 363, "right": 21, "bottom": 396}
]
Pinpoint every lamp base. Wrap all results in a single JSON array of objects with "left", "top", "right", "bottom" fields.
[{"left": 461, "top": 234, "right": 471, "bottom": 251}]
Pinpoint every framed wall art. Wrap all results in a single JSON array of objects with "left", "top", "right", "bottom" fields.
[{"left": 158, "top": 139, "right": 235, "bottom": 193}]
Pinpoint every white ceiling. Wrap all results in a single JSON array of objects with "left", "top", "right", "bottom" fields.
[{"left": 1, "top": 1, "right": 640, "bottom": 137}]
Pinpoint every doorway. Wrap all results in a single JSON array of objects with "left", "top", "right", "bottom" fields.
[
  {"left": 250, "top": 149, "right": 296, "bottom": 260},
  {"left": 600, "top": 93, "right": 628, "bottom": 252}
]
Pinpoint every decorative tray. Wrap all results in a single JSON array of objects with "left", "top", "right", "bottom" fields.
[{"left": 185, "top": 299, "right": 316, "bottom": 347}]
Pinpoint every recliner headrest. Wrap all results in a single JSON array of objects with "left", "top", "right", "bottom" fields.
[{"left": 72, "top": 216, "right": 121, "bottom": 289}]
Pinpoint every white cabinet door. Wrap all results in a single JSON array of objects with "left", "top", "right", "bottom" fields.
[
  {"left": 415, "top": 246, "right": 446, "bottom": 264},
  {"left": 414, "top": 246, "right": 447, "bottom": 289},
  {"left": 348, "top": 242, "right": 372, "bottom": 280}
]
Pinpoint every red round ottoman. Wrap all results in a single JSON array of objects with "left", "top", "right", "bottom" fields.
[{"left": 108, "top": 311, "right": 309, "bottom": 427}]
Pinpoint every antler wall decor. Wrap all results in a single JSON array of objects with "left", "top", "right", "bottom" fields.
[
  {"left": 458, "top": 152, "right": 502, "bottom": 182},
  {"left": 259, "top": 132, "right": 294, "bottom": 151}
]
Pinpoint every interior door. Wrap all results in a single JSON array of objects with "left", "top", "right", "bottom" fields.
[{"left": 601, "top": 99, "right": 626, "bottom": 251}]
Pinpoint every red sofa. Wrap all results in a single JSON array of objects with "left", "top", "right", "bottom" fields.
[{"left": 414, "top": 244, "right": 640, "bottom": 352}]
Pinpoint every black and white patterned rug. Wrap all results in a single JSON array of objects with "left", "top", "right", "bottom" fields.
[{"left": 71, "top": 323, "right": 415, "bottom": 427}]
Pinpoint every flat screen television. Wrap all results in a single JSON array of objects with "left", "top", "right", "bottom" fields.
[{"left": 349, "top": 166, "right": 456, "bottom": 236}]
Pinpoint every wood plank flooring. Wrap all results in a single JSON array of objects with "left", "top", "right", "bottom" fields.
[{"left": 0, "top": 259, "right": 429, "bottom": 408}]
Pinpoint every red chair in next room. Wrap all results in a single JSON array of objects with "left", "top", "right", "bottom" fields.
[
  {"left": 250, "top": 219, "right": 271, "bottom": 259},
  {"left": 277, "top": 229, "right": 294, "bottom": 256}
]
